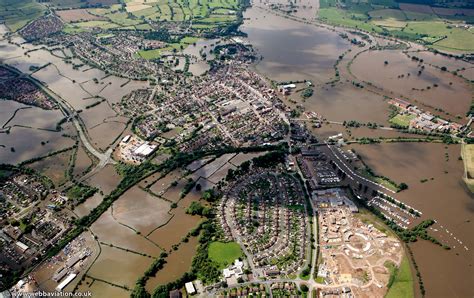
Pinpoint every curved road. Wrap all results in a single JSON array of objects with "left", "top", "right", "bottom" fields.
[{"left": 2, "top": 64, "right": 114, "bottom": 169}]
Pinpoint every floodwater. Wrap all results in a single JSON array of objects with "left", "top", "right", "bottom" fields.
[
  {"left": 183, "top": 38, "right": 219, "bottom": 76},
  {"left": 112, "top": 185, "right": 173, "bottom": 235},
  {"left": 84, "top": 165, "right": 121, "bottom": 195},
  {"left": 72, "top": 145, "right": 94, "bottom": 178},
  {"left": 147, "top": 201, "right": 202, "bottom": 250},
  {"left": 28, "top": 150, "right": 72, "bottom": 186},
  {"left": 350, "top": 50, "right": 472, "bottom": 117},
  {"left": 74, "top": 192, "right": 102, "bottom": 218},
  {"left": 302, "top": 83, "right": 392, "bottom": 126},
  {"left": 0, "top": 99, "right": 64, "bottom": 131},
  {"left": 241, "top": 6, "right": 350, "bottom": 83},
  {"left": 0, "top": 100, "right": 74, "bottom": 164},
  {"left": 0, "top": 126, "right": 75, "bottom": 164},
  {"left": 87, "top": 245, "right": 153, "bottom": 289},
  {"left": 350, "top": 142, "right": 473, "bottom": 297},
  {"left": 76, "top": 277, "right": 130, "bottom": 298},
  {"left": 91, "top": 207, "right": 163, "bottom": 256},
  {"left": 145, "top": 237, "right": 199, "bottom": 293}
]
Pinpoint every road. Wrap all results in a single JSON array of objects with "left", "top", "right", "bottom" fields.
[{"left": 2, "top": 64, "right": 114, "bottom": 169}]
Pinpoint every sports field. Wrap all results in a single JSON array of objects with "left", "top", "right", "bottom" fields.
[{"left": 208, "top": 241, "right": 243, "bottom": 268}]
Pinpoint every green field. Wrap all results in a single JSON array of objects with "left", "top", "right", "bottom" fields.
[
  {"left": 385, "top": 257, "right": 415, "bottom": 298},
  {"left": 137, "top": 43, "right": 184, "bottom": 59},
  {"left": 208, "top": 241, "right": 243, "bottom": 268},
  {"left": 0, "top": 0, "right": 46, "bottom": 32},
  {"left": 52, "top": 0, "right": 242, "bottom": 37},
  {"left": 461, "top": 144, "right": 474, "bottom": 193},
  {"left": 389, "top": 114, "right": 416, "bottom": 128},
  {"left": 316, "top": 0, "right": 474, "bottom": 52}
]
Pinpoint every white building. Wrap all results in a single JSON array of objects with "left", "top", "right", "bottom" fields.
[{"left": 185, "top": 282, "right": 196, "bottom": 295}]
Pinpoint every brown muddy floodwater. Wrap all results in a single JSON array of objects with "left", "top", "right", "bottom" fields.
[
  {"left": 145, "top": 237, "right": 199, "bottom": 293},
  {"left": 350, "top": 50, "right": 472, "bottom": 117},
  {"left": 84, "top": 165, "right": 121, "bottom": 195},
  {"left": 77, "top": 277, "right": 129, "bottom": 298},
  {"left": 241, "top": 6, "right": 350, "bottom": 83},
  {"left": 112, "top": 185, "right": 172, "bottom": 235},
  {"left": 302, "top": 83, "right": 392, "bottom": 125},
  {"left": 91, "top": 207, "right": 163, "bottom": 256},
  {"left": 147, "top": 199, "right": 202, "bottom": 250},
  {"left": 87, "top": 245, "right": 153, "bottom": 289},
  {"left": 350, "top": 142, "right": 473, "bottom": 297}
]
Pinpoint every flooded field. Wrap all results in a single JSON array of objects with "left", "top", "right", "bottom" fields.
[
  {"left": 112, "top": 186, "right": 172, "bottom": 235},
  {"left": 28, "top": 149, "right": 73, "bottom": 186},
  {"left": 72, "top": 145, "right": 94, "bottom": 178},
  {"left": 76, "top": 277, "right": 130, "bottom": 298},
  {"left": 405, "top": 50, "right": 473, "bottom": 73},
  {"left": 0, "top": 126, "right": 75, "bottom": 164},
  {"left": 2, "top": 101, "right": 64, "bottom": 131},
  {"left": 350, "top": 50, "right": 472, "bottom": 117},
  {"left": 241, "top": 6, "right": 350, "bottom": 83},
  {"left": 350, "top": 142, "right": 473, "bottom": 297},
  {"left": 73, "top": 193, "right": 102, "bottom": 218},
  {"left": 303, "top": 83, "right": 392, "bottom": 125},
  {"left": 91, "top": 207, "right": 163, "bottom": 256},
  {"left": 147, "top": 200, "right": 202, "bottom": 250},
  {"left": 87, "top": 245, "right": 153, "bottom": 289},
  {"left": 145, "top": 237, "right": 199, "bottom": 293},
  {"left": 84, "top": 165, "right": 121, "bottom": 195}
]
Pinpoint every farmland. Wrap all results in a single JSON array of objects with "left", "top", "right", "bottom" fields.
[
  {"left": 0, "top": 0, "right": 46, "bottom": 32},
  {"left": 57, "top": 0, "right": 241, "bottom": 33},
  {"left": 317, "top": 0, "right": 474, "bottom": 53}
]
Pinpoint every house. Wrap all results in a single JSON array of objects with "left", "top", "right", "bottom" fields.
[
  {"left": 388, "top": 98, "right": 411, "bottom": 110},
  {"left": 184, "top": 282, "right": 195, "bottom": 295},
  {"left": 169, "top": 289, "right": 182, "bottom": 298}
]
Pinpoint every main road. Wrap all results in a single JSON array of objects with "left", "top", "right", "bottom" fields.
[{"left": 2, "top": 64, "right": 115, "bottom": 169}]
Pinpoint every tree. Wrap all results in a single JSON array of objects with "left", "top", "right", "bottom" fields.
[
  {"left": 300, "top": 284, "right": 309, "bottom": 292},
  {"left": 399, "top": 183, "right": 408, "bottom": 191}
]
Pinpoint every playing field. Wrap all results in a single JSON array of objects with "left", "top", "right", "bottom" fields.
[{"left": 208, "top": 241, "right": 243, "bottom": 268}]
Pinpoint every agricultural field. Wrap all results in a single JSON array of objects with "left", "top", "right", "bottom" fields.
[
  {"left": 0, "top": 0, "right": 46, "bottom": 32},
  {"left": 317, "top": 0, "right": 474, "bottom": 53},
  {"left": 43, "top": 0, "right": 119, "bottom": 8},
  {"left": 56, "top": 9, "right": 106, "bottom": 22}
]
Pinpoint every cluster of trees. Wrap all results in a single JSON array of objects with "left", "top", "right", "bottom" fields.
[
  {"left": 191, "top": 221, "right": 222, "bottom": 283},
  {"left": 186, "top": 201, "right": 212, "bottom": 217},
  {"left": 66, "top": 183, "right": 98, "bottom": 205},
  {"left": 252, "top": 150, "right": 286, "bottom": 168},
  {"left": 300, "top": 88, "right": 313, "bottom": 99},
  {"left": 226, "top": 160, "right": 250, "bottom": 181},
  {"left": 180, "top": 178, "right": 196, "bottom": 199},
  {"left": 201, "top": 189, "right": 221, "bottom": 203}
]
